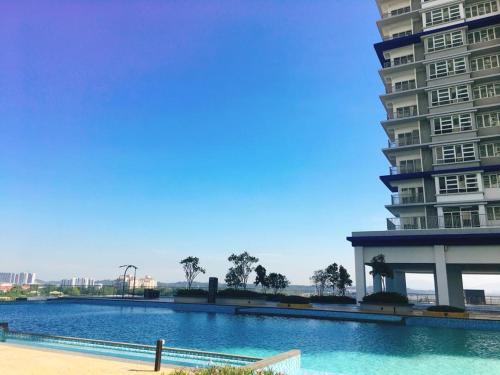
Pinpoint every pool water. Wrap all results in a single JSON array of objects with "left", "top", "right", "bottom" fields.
[{"left": 2, "top": 301, "right": 500, "bottom": 374}]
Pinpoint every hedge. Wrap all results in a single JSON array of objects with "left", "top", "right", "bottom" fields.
[
  {"left": 216, "top": 289, "right": 265, "bottom": 299},
  {"left": 426, "top": 305, "right": 465, "bottom": 313},
  {"left": 362, "top": 292, "right": 409, "bottom": 304},
  {"left": 279, "top": 295, "right": 310, "bottom": 304}
]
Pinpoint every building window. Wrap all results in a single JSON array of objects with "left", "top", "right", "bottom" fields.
[
  {"left": 435, "top": 143, "right": 476, "bottom": 164},
  {"left": 439, "top": 174, "right": 479, "bottom": 194},
  {"left": 392, "top": 30, "right": 413, "bottom": 39},
  {"left": 487, "top": 206, "right": 500, "bottom": 220},
  {"left": 470, "top": 54, "right": 500, "bottom": 72},
  {"left": 398, "top": 159, "right": 422, "bottom": 173},
  {"left": 468, "top": 26, "right": 500, "bottom": 44},
  {"left": 433, "top": 113, "right": 473, "bottom": 134},
  {"left": 394, "top": 79, "right": 416, "bottom": 92},
  {"left": 477, "top": 111, "right": 500, "bottom": 128},
  {"left": 465, "top": 1, "right": 498, "bottom": 18},
  {"left": 431, "top": 85, "right": 469, "bottom": 106},
  {"left": 392, "top": 54, "right": 414, "bottom": 66},
  {"left": 427, "top": 30, "right": 463, "bottom": 52},
  {"left": 425, "top": 5, "right": 462, "bottom": 27},
  {"left": 483, "top": 173, "right": 500, "bottom": 188},
  {"left": 479, "top": 143, "right": 500, "bottom": 158},
  {"left": 442, "top": 206, "right": 480, "bottom": 228},
  {"left": 428, "top": 57, "right": 467, "bottom": 79},
  {"left": 473, "top": 82, "right": 500, "bottom": 99}
]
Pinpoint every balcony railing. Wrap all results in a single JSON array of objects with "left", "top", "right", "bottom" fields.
[
  {"left": 389, "top": 163, "right": 423, "bottom": 175},
  {"left": 390, "top": 193, "right": 425, "bottom": 205},
  {"left": 387, "top": 136, "right": 420, "bottom": 148},
  {"left": 387, "top": 105, "right": 418, "bottom": 120},
  {"left": 386, "top": 213, "right": 493, "bottom": 230},
  {"left": 382, "top": 6, "right": 412, "bottom": 19},
  {"left": 383, "top": 55, "right": 415, "bottom": 68},
  {"left": 385, "top": 81, "right": 417, "bottom": 94}
]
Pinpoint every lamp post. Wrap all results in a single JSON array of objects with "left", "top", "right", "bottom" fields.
[
  {"left": 119, "top": 265, "right": 133, "bottom": 299},
  {"left": 131, "top": 266, "right": 138, "bottom": 298}
]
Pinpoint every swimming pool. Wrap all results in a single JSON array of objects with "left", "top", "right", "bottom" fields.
[{"left": 2, "top": 301, "right": 500, "bottom": 374}]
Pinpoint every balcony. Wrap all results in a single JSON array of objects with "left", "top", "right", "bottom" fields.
[
  {"left": 387, "top": 105, "right": 418, "bottom": 120},
  {"left": 383, "top": 55, "right": 415, "bottom": 68},
  {"left": 386, "top": 213, "right": 493, "bottom": 230},
  {"left": 390, "top": 193, "right": 425, "bottom": 205},
  {"left": 381, "top": 6, "right": 412, "bottom": 19},
  {"left": 389, "top": 162, "right": 423, "bottom": 175},
  {"left": 387, "top": 136, "right": 420, "bottom": 148},
  {"left": 385, "top": 80, "right": 417, "bottom": 94}
]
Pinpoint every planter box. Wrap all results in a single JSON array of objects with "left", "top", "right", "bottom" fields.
[
  {"left": 173, "top": 296, "right": 208, "bottom": 304},
  {"left": 277, "top": 303, "right": 312, "bottom": 309},
  {"left": 423, "top": 310, "right": 469, "bottom": 319},
  {"left": 360, "top": 302, "right": 413, "bottom": 314},
  {"left": 216, "top": 298, "right": 267, "bottom": 306}
]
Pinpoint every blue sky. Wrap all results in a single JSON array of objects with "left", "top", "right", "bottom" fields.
[{"left": 1, "top": 1, "right": 393, "bottom": 284}]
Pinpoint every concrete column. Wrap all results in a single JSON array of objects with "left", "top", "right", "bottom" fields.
[
  {"left": 373, "top": 274, "right": 382, "bottom": 293},
  {"left": 434, "top": 245, "right": 449, "bottom": 306},
  {"left": 447, "top": 265, "right": 465, "bottom": 308},
  {"left": 354, "top": 246, "right": 366, "bottom": 302},
  {"left": 386, "top": 276, "right": 395, "bottom": 292},
  {"left": 393, "top": 270, "right": 407, "bottom": 296}
]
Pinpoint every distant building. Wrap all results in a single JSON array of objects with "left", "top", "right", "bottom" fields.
[
  {"left": 115, "top": 274, "right": 157, "bottom": 290},
  {"left": 61, "top": 277, "right": 96, "bottom": 288},
  {"left": 0, "top": 272, "right": 37, "bottom": 285}
]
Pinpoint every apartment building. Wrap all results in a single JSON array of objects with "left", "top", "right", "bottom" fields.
[{"left": 348, "top": 0, "right": 500, "bottom": 308}]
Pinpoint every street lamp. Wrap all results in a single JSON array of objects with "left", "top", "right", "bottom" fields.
[{"left": 119, "top": 265, "right": 133, "bottom": 299}]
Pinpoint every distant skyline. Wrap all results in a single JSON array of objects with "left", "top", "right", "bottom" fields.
[{"left": 2, "top": 1, "right": 500, "bottom": 293}]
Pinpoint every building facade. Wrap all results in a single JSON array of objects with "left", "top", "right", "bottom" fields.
[
  {"left": 0, "top": 272, "right": 37, "bottom": 285},
  {"left": 348, "top": 0, "right": 500, "bottom": 308}
]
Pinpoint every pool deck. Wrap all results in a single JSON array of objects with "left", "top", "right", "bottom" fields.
[{"left": 0, "top": 342, "right": 176, "bottom": 375}]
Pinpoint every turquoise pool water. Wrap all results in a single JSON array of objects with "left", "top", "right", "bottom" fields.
[{"left": 1, "top": 301, "right": 500, "bottom": 374}]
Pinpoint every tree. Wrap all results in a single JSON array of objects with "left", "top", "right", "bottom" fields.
[
  {"left": 180, "top": 256, "right": 206, "bottom": 289},
  {"left": 254, "top": 265, "right": 270, "bottom": 293},
  {"left": 225, "top": 251, "right": 259, "bottom": 290},
  {"left": 336, "top": 266, "right": 352, "bottom": 296},
  {"left": 267, "top": 273, "right": 289, "bottom": 295},
  {"left": 325, "top": 263, "right": 339, "bottom": 295},
  {"left": 310, "top": 270, "right": 329, "bottom": 296},
  {"left": 369, "top": 254, "right": 393, "bottom": 292}
]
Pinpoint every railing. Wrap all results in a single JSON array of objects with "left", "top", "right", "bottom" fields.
[
  {"left": 391, "top": 193, "right": 425, "bottom": 205},
  {"left": 387, "top": 105, "right": 419, "bottom": 120},
  {"left": 385, "top": 81, "right": 417, "bottom": 94},
  {"left": 387, "top": 213, "right": 492, "bottom": 230},
  {"left": 387, "top": 136, "right": 420, "bottom": 148},
  {"left": 382, "top": 6, "right": 412, "bottom": 19},
  {"left": 389, "top": 163, "right": 423, "bottom": 175},
  {"left": 383, "top": 55, "right": 415, "bottom": 68}
]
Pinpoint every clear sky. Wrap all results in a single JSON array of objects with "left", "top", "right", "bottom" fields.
[{"left": 1, "top": 0, "right": 467, "bottom": 289}]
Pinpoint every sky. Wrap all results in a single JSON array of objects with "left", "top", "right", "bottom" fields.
[{"left": 1, "top": 1, "right": 497, "bottom": 292}]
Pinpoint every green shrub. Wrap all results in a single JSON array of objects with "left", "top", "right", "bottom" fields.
[
  {"left": 279, "top": 295, "right": 310, "bottom": 304},
  {"left": 174, "top": 289, "right": 208, "bottom": 297},
  {"left": 427, "top": 305, "right": 465, "bottom": 313},
  {"left": 362, "top": 292, "right": 409, "bottom": 304},
  {"left": 217, "top": 289, "right": 265, "bottom": 299},
  {"left": 309, "top": 295, "right": 356, "bottom": 304}
]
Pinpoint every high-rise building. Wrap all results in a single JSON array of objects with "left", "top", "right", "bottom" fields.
[
  {"left": 0, "top": 272, "right": 37, "bottom": 285},
  {"left": 349, "top": 1, "right": 500, "bottom": 308},
  {"left": 61, "top": 277, "right": 95, "bottom": 288}
]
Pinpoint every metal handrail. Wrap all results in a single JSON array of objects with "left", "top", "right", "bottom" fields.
[
  {"left": 381, "top": 6, "right": 412, "bottom": 19},
  {"left": 387, "top": 105, "right": 419, "bottom": 120},
  {"left": 387, "top": 213, "right": 492, "bottom": 230},
  {"left": 388, "top": 136, "right": 420, "bottom": 148},
  {"left": 389, "top": 163, "right": 423, "bottom": 175},
  {"left": 391, "top": 194, "right": 425, "bottom": 205}
]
